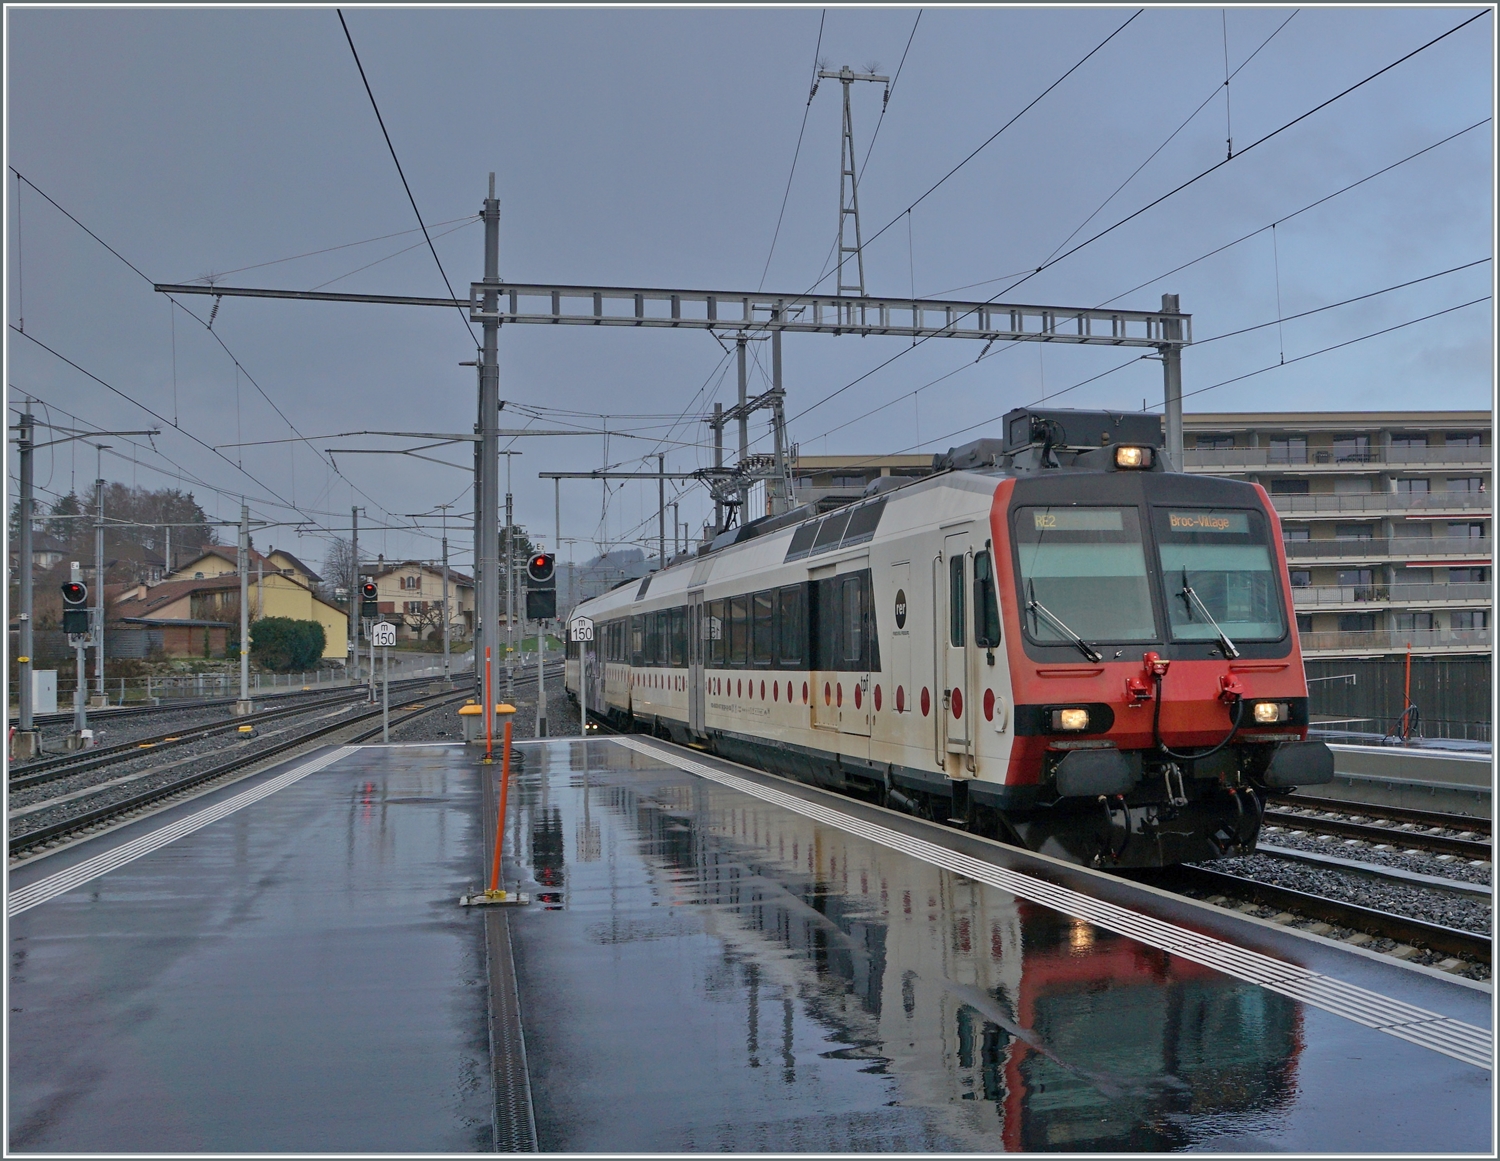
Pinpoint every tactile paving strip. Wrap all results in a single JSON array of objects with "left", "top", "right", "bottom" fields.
[
  {"left": 9, "top": 746, "right": 360, "bottom": 915},
  {"left": 615, "top": 736, "right": 1493, "bottom": 1072}
]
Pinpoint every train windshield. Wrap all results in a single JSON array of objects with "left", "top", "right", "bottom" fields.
[
  {"left": 1014, "top": 506, "right": 1157, "bottom": 643},
  {"left": 1153, "top": 508, "right": 1286, "bottom": 642}
]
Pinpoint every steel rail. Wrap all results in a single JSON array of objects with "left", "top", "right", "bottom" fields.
[
  {"left": 8, "top": 689, "right": 471, "bottom": 859},
  {"left": 9, "top": 678, "right": 440, "bottom": 789},
  {"left": 1261, "top": 809, "right": 1492, "bottom": 861},
  {"left": 1275, "top": 794, "right": 1491, "bottom": 837},
  {"left": 1154, "top": 864, "right": 1490, "bottom": 963},
  {"left": 8, "top": 672, "right": 460, "bottom": 727}
]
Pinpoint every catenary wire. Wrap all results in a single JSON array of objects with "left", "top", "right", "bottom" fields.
[{"left": 336, "top": 8, "right": 478, "bottom": 346}]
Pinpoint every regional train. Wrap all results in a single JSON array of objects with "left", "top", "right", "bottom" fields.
[{"left": 564, "top": 407, "right": 1333, "bottom": 869}]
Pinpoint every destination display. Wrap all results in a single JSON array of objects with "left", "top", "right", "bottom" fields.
[
  {"left": 1165, "top": 510, "right": 1251, "bottom": 535},
  {"left": 1029, "top": 508, "right": 1125, "bottom": 532}
]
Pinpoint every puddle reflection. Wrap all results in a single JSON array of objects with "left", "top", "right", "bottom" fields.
[{"left": 512, "top": 742, "right": 1301, "bottom": 1151}]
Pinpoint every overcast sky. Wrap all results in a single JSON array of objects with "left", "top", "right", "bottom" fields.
[{"left": 6, "top": 4, "right": 1493, "bottom": 575}]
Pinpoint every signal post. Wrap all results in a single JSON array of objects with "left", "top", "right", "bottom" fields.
[{"left": 526, "top": 552, "right": 556, "bottom": 737}]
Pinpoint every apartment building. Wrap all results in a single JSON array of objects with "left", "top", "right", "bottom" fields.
[{"left": 1182, "top": 410, "right": 1491, "bottom": 659}]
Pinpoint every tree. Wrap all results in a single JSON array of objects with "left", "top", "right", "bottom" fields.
[
  {"left": 46, "top": 492, "right": 83, "bottom": 541},
  {"left": 322, "top": 537, "right": 356, "bottom": 601},
  {"left": 250, "top": 617, "right": 326, "bottom": 672}
]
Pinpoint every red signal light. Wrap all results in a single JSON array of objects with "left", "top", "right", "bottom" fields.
[
  {"left": 61, "top": 582, "right": 88, "bottom": 607},
  {"left": 360, "top": 581, "right": 378, "bottom": 599}
]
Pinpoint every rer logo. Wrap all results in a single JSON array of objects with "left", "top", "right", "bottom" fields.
[{"left": 894, "top": 589, "right": 907, "bottom": 630}]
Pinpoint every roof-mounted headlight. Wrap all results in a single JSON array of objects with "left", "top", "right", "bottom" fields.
[{"left": 1114, "top": 446, "right": 1153, "bottom": 469}]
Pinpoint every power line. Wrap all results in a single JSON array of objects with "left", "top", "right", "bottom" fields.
[
  {"left": 7, "top": 166, "right": 403, "bottom": 528},
  {"left": 856, "top": 9, "right": 922, "bottom": 183},
  {"left": 758, "top": 8, "right": 826, "bottom": 292},
  {"left": 1001, "top": 9, "right": 1490, "bottom": 299},
  {"left": 775, "top": 15, "right": 1489, "bottom": 434},
  {"left": 1172, "top": 296, "right": 1490, "bottom": 407},
  {"left": 336, "top": 8, "right": 477, "bottom": 346}
]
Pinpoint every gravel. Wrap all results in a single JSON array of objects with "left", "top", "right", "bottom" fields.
[
  {"left": 1198, "top": 851, "right": 1492, "bottom": 936},
  {"left": 12, "top": 684, "right": 391, "bottom": 763},
  {"left": 1260, "top": 821, "right": 1492, "bottom": 885},
  {"left": 9, "top": 699, "right": 378, "bottom": 843},
  {"left": 386, "top": 668, "right": 569, "bottom": 744}
]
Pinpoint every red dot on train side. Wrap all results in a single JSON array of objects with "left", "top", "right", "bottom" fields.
[
  {"left": 952, "top": 689, "right": 963, "bottom": 719},
  {"left": 738, "top": 679, "right": 743, "bottom": 698},
  {"left": 760, "top": 680, "right": 766, "bottom": 700},
  {"left": 854, "top": 685, "right": 862, "bottom": 709},
  {"left": 773, "top": 682, "right": 779, "bottom": 702},
  {"left": 802, "top": 682, "right": 809, "bottom": 704},
  {"left": 895, "top": 686, "right": 905, "bottom": 713},
  {"left": 874, "top": 685, "right": 882, "bottom": 711},
  {"left": 984, "top": 689, "right": 995, "bottom": 721},
  {"left": 824, "top": 682, "right": 831, "bottom": 706},
  {"left": 836, "top": 683, "right": 843, "bottom": 707},
  {"left": 920, "top": 687, "right": 930, "bottom": 716}
]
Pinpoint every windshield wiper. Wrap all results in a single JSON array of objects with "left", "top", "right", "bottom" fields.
[
  {"left": 1027, "top": 581, "right": 1103, "bottom": 663},
  {"left": 1179, "top": 568, "right": 1240, "bottom": 659}
]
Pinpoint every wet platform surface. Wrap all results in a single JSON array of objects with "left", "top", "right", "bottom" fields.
[
  {"left": 8, "top": 736, "right": 1491, "bottom": 1153},
  {"left": 502, "top": 737, "right": 1492, "bottom": 1153},
  {"left": 8, "top": 744, "right": 494, "bottom": 1153}
]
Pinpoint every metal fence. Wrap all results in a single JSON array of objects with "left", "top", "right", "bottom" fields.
[
  {"left": 1305, "top": 654, "right": 1491, "bottom": 743},
  {"left": 1291, "top": 582, "right": 1491, "bottom": 607}
]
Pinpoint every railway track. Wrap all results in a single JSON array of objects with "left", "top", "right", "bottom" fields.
[
  {"left": 8, "top": 688, "right": 473, "bottom": 863},
  {"left": 9, "top": 677, "right": 447, "bottom": 791},
  {"left": 1152, "top": 864, "right": 1491, "bottom": 965},
  {"left": 9, "top": 665, "right": 471, "bottom": 728},
  {"left": 1262, "top": 803, "right": 1492, "bottom": 861},
  {"left": 1274, "top": 794, "right": 1491, "bottom": 835}
]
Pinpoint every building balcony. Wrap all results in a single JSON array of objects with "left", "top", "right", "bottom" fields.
[
  {"left": 1298, "top": 626, "right": 1490, "bottom": 657},
  {"left": 1184, "top": 445, "right": 1492, "bottom": 472},
  {"left": 1271, "top": 491, "right": 1490, "bottom": 519},
  {"left": 1291, "top": 582, "right": 1492, "bottom": 610},
  {"left": 1281, "top": 535, "right": 1491, "bottom": 563}
]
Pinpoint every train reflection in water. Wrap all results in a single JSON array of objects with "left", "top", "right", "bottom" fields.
[{"left": 518, "top": 745, "right": 1303, "bottom": 1150}]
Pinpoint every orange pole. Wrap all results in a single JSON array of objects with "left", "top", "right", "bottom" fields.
[
  {"left": 489, "top": 718, "right": 513, "bottom": 893},
  {"left": 484, "top": 647, "right": 494, "bottom": 761}
]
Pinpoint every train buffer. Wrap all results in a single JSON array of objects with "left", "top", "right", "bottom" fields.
[{"left": 6, "top": 737, "right": 1491, "bottom": 1153}]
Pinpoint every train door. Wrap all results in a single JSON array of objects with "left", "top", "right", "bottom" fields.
[
  {"left": 810, "top": 564, "right": 838, "bottom": 731},
  {"left": 688, "top": 590, "right": 705, "bottom": 736},
  {"left": 943, "top": 530, "right": 973, "bottom": 766},
  {"left": 888, "top": 561, "right": 911, "bottom": 726},
  {"left": 836, "top": 561, "right": 872, "bottom": 739}
]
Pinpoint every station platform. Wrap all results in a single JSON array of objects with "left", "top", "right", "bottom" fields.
[{"left": 7, "top": 735, "right": 1493, "bottom": 1153}]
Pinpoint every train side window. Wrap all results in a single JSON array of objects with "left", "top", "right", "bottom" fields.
[
  {"left": 812, "top": 577, "right": 840, "bottom": 670},
  {"left": 670, "top": 606, "right": 687, "bottom": 667},
  {"left": 973, "top": 551, "right": 1002, "bottom": 648},
  {"left": 842, "top": 575, "right": 864, "bottom": 666},
  {"left": 777, "top": 585, "right": 804, "bottom": 668},
  {"left": 631, "top": 615, "right": 644, "bottom": 666},
  {"left": 752, "top": 591, "right": 775, "bottom": 666},
  {"left": 728, "top": 595, "right": 749, "bottom": 667},
  {"left": 705, "top": 600, "right": 723, "bottom": 667},
  {"left": 643, "top": 612, "right": 658, "bottom": 666},
  {"left": 949, "top": 554, "right": 966, "bottom": 647}
]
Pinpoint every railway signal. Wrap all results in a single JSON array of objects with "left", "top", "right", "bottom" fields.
[
  {"left": 525, "top": 552, "right": 556, "bottom": 620},
  {"left": 360, "top": 580, "right": 379, "bottom": 621},
  {"left": 60, "top": 581, "right": 90, "bottom": 636}
]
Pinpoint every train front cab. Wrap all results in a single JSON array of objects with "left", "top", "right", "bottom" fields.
[{"left": 964, "top": 464, "right": 1332, "bottom": 868}]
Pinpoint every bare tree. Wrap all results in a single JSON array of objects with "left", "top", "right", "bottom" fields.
[{"left": 322, "top": 538, "right": 356, "bottom": 601}]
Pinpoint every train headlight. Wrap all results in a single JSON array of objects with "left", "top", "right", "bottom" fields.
[
  {"left": 1052, "top": 707, "right": 1091, "bottom": 732},
  {"left": 1252, "top": 701, "right": 1290, "bottom": 724},
  {"left": 1114, "top": 446, "right": 1153, "bottom": 469}
]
